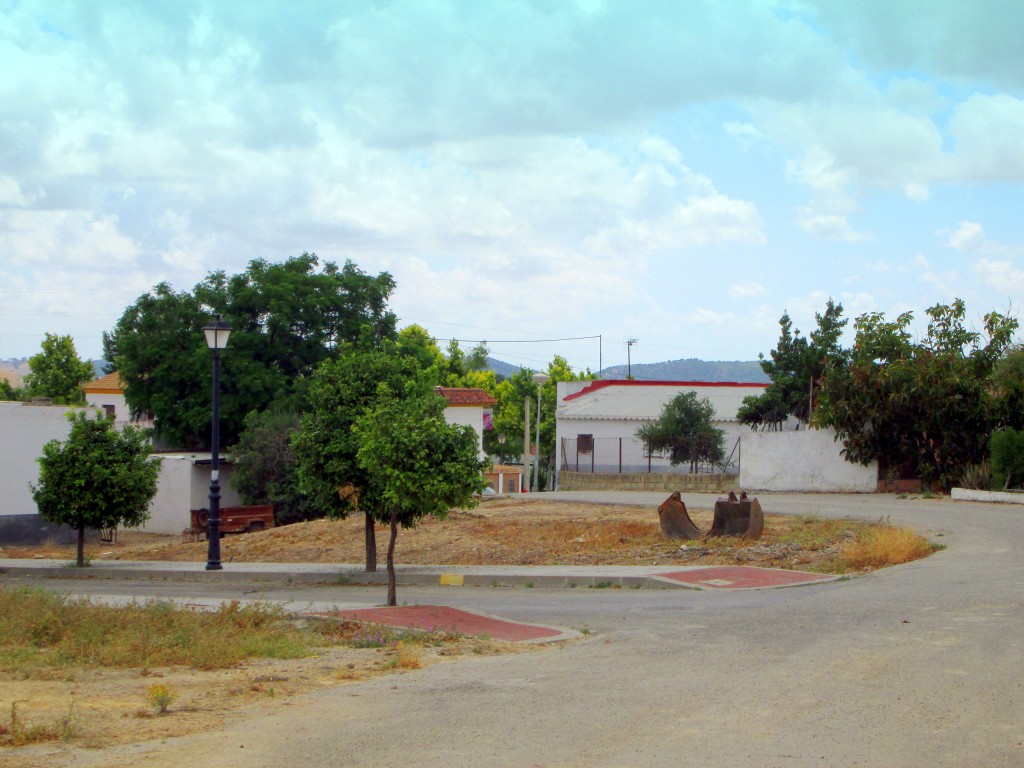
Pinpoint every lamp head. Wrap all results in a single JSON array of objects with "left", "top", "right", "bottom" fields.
[{"left": 202, "top": 315, "right": 232, "bottom": 350}]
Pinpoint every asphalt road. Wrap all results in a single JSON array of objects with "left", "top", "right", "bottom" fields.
[{"left": 7, "top": 492, "right": 1024, "bottom": 768}]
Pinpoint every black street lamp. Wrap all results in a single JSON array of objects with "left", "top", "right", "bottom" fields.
[{"left": 202, "top": 315, "right": 232, "bottom": 571}]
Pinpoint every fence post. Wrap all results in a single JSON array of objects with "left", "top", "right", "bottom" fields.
[{"left": 618, "top": 438, "right": 622, "bottom": 474}]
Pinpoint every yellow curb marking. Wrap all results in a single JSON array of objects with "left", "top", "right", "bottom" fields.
[{"left": 439, "top": 574, "right": 464, "bottom": 586}]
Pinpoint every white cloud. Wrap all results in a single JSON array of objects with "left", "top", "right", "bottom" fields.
[
  {"left": 799, "top": 212, "right": 870, "bottom": 242},
  {"left": 947, "top": 94, "right": 1024, "bottom": 182},
  {"left": 975, "top": 258, "right": 1024, "bottom": 293},
  {"left": 947, "top": 221, "right": 987, "bottom": 253},
  {"left": 728, "top": 282, "right": 765, "bottom": 299},
  {"left": 0, "top": 210, "right": 139, "bottom": 268}
]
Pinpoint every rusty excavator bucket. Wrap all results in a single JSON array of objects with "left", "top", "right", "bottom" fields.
[
  {"left": 709, "top": 491, "right": 764, "bottom": 540},
  {"left": 657, "top": 490, "right": 764, "bottom": 541},
  {"left": 657, "top": 491, "right": 704, "bottom": 540}
]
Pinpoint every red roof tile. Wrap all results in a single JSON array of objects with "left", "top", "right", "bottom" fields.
[{"left": 435, "top": 387, "right": 497, "bottom": 406}]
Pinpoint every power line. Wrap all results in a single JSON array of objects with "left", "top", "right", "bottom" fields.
[{"left": 434, "top": 335, "right": 601, "bottom": 344}]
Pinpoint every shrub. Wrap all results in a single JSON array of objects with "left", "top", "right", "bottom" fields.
[
  {"left": 990, "top": 429, "right": 1024, "bottom": 489},
  {"left": 841, "top": 525, "right": 935, "bottom": 569}
]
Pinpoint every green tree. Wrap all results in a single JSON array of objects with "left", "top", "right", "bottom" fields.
[
  {"left": 228, "top": 405, "right": 309, "bottom": 525},
  {"left": 395, "top": 324, "right": 446, "bottom": 374},
  {"left": 990, "top": 345, "right": 1024, "bottom": 431},
  {"left": 0, "top": 378, "right": 24, "bottom": 401},
  {"left": 25, "top": 333, "right": 95, "bottom": 404},
  {"left": 354, "top": 385, "right": 486, "bottom": 606},
  {"left": 103, "top": 254, "right": 397, "bottom": 448},
  {"left": 635, "top": 392, "right": 725, "bottom": 472},
  {"left": 292, "top": 344, "right": 425, "bottom": 571},
  {"left": 738, "top": 299, "right": 848, "bottom": 430},
  {"left": 31, "top": 411, "right": 161, "bottom": 567},
  {"left": 816, "top": 299, "right": 1018, "bottom": 487}
]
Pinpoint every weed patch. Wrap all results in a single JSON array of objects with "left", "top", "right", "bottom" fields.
[
  {"left": 840, "top": 524, "right": 936, "bottom": 569},
  {"left": 0, "top": 701, "right": 77, "bottom": 746}
]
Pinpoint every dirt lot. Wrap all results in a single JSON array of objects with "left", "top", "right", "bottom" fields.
[
  {"left": 0, "top": 497, "right": 858, "bottom": 571},
  {"left": 0, "top": 633, "right": 525, "bottom": 765},
  {"left": 0, "top": 496, "right": 884, "bottom": 762}
]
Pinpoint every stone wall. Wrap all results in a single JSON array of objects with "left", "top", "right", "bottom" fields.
[{"left": 557, "top": 471, "right": 732, "bottom": 493}]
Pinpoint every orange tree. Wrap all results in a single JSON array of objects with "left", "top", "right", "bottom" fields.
[
  {"left": 32, "top": 411, "right": 160, "bottom": 566},
  {"left": 354, "top": 383, "right": 486, "bottom": 606}
]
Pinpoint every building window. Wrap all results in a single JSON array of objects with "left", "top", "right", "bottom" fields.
[
  {"left": 577, "top": 434, "right": 594, "bottom": 454},
  {"left": 103, "top": 404, "right": 116, "bottom": 418}
]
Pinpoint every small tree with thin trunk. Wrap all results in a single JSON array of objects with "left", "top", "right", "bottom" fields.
[
  {"left": 354, "top": 385, "right": 486, "bottom": 606},
  {"left": 31, "top": 411, "right": 161, "bottom": 566},
  {"left": 636, "top": 391, "right": 725, "bottom": 473}
]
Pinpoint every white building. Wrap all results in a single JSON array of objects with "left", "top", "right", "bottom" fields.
[
  {"left": 435, "top": 386, "right": 496, "bottom": 458},
  {"left": 82, "top": 372, "right": 153, "bottom": 429},
  {"left": 555, "top": 379, "right": 768, "bottom": 478},
  {"left": 0, "top": 401, "right": 90, "bottom": 543}
]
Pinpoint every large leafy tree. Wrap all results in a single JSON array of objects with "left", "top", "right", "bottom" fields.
[
  {"left": 31, "top": 411, "right": 161, "bottom": 566},
  {"left": 292, "top": 344, "right": 425, "bottom": 571},
  {"left": 738, "top": 299, "right": 848, "bottom": 430},
  {"left": 25, "top": 333, "right": 95, "bottom": 404},
  {"left": 635, "top": 391, "right": 725, "bottom": 472},
  {"left": 816, "top": 299, "right": 1018, "bottom": 486},
  {"left": 103, "top": 254, "right": 397, "bottom": 448},
  {"left": 228, "top": 405, "right": 309, "bottom": 525},
  {"left": 354, "top": 385, "right": 486, "bottom": 606}
]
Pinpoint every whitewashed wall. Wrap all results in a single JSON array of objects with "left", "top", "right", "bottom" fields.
[
  {"left": 142, "top": 455, "right": 241, "bottom": 534},
  {"left": 556, "top": 417, "right": 746, "bottom": 474},
  {"left": 739, "top": 428, "right": 878, "bottom": 492},
  {"left": 443, "top": 405, "right": 486, "bottom": 457},
  {"left": 0, "top": 403, "right": 85, "bottom": 517}
]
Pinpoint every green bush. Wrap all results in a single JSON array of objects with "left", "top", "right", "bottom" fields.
[{"left": 989, "top": 429, "right": 1024, "bottom": 489}]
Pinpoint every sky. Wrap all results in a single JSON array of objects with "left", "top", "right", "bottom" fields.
[{"left": 3, "top": 1, "right": 1024, "bottom": 374}]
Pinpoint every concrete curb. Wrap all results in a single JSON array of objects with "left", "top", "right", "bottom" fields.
[{"left": 0, "top": 561, "right": 699, "bottom": 589}]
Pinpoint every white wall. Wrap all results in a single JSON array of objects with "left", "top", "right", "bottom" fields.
[
  {"left": 143, "top": 455, "right": 242, "bottom": 534},
  {"left": 0, "top": 402, "right": 85, "bottom": 517},
  {"left": 443, "top": 405, "right": 486, "bottom": 457},
  {"left": 739, "top": 428, "right": 878, "bottom": 492},
  {"left": 556, "top": 417, "right": 746, "bottom": 474}
]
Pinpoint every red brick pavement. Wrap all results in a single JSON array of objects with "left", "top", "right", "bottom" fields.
[
  {"left": 328, "top": 605, "right": 565, "bottom": 642},
  {"left": 656, "top": 565, "right": 839, "bottom": 589}
]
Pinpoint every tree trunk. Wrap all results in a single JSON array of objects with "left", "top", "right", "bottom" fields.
[
  {"left": 386, "top": 509, "right": 398, "bottom": 607},
  {"left": 364, "top": 512, "right": 377, "bottom": 572},
  {"left": 76, "top": 524, "right": 86, "bottom": 568}
]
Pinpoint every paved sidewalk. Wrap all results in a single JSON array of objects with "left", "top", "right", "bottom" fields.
[
  {"left": 0, "top": 557, "right": 840, "bottom": 644},
  {"left": 0, "top": 557, "right": 839, "bottom": 591}
]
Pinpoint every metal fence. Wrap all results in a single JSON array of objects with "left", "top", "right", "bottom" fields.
[{"left": 560, "top": 436, "right": 739, "bottom": 475}]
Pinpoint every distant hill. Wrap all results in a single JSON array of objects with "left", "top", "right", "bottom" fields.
[
  {"left": 600, "top": 357, "right": 768, "bottom": 383},
  {"left": 486, "top": 357, "right": 526, "bottom": 379}
]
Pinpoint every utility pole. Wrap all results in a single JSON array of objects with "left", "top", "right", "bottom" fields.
[
  {"left": 523, "top": 395, "right": 531, "bottom": 491},
  {"left": 626, "top": 338, "right": 638, "bottom": 379}
]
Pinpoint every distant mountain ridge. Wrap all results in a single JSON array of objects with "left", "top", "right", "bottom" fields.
[
  {"left": 2, "top": 355, "right": 767, "bottom": 385},
  {"left": 599, "top": 357, "right": 768, "bottom": 383}
]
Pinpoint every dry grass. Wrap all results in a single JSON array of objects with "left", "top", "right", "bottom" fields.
[
  {"left": 0, "top": 701, "right": 77, "bottom": 746},
  {"left": 0, "top": 586, "right": 527, "bottom": 754},
  {"left": 395, "top": 641, "right": 423, "bottom": 669},
  {"left": 841, "top": 524, "right": 937, "bottom": 569}
]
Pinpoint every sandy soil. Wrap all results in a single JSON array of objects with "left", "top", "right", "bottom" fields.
[
  {"left": 0, "top": 634, "right": 525, "bottom": 763},
  {"left": 0, "top": 497, "right": 851, "bottom": 571}
]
